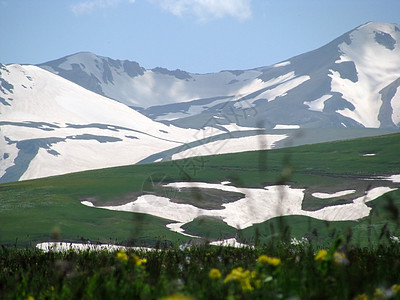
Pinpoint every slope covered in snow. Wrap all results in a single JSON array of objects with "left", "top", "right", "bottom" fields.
[
  {"left": 0, "top": 64, "right": 243, "bottom": 182},
  {"left": 2, "top": 22, "right": 400, "bottom": 183},
  {"left": 331, "top": 22, "right": 400, "bottom": 127},
  {"left": 38, "top": 22, "right": 400, "bottom": 130},
  {"left": 38, "top": 52, "right": 263, "bottom": 109},
  {"left": 0, "top": 63, "right": 293, "bottom": 183}
]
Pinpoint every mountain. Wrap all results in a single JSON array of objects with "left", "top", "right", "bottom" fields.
[
  {"left": 0, "top": 64, "right": 241, "bottom": 183},
  {"left": 2, "top": 22, "right": 400, "bottom": 184},
  {"left": 38, "top": 22, "right": 400, "bottom": 130},
  {"left": 2, "top": 64, "right": 306, "bottom": 183}
]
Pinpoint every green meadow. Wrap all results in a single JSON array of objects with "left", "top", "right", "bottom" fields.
[
  {"left": 0, "top": 132, "right": 399, "bottom": 247},
  {"left": 1, "top": 132, "right": 400, "bottom": 299}
]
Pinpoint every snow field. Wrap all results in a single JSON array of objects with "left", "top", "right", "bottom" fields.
[
  {"left": 333, "top": 23, "right": 400, "bottom": 127},
  {"left": 81, "top": 181, "right": 398, "bottom": 235}
]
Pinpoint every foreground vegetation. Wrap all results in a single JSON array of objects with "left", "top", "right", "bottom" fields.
[
  {"left": 0, "top": 133, "right": 400, "bottom": 299},
  {"left": 1, "top": 239, "right": 400, "bottom": 299}
]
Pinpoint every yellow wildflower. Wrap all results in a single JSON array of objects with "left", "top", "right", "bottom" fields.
[
  {"left": 392, "top": 284, "right": 400, "bottom": 294},
  {"left": 314, "top": 249, "right": 328, "bottom": 261},
  {"left": 131, "top": 254, "right": 147, "bottom": 266},
  {"left": 116, "top": 249, "right": 128, "bottom": 262},
  {"left": 240, "top": 274, "right": 253, "bottom": 292},
  {"left": 224, "top": 267, "right": 243, "bottom": 283},
  {"left": 257, "top": 254, "right": 281, "bottom": 266},
  {"left": 224, "top": 267, "right": 254, "bottom": 292},
  {"left": 209, "top": 268, "right": 222, "bottom": 280},
  {"left": 27, "top": 297, "right": 35, "bottom": 300}
]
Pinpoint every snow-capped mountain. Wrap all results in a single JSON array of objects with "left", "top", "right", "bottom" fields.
[
  {"left": 1, "top": 64, "right": 253, "bottom": 183},
  {"left": 39, "top": 22, "right": 400, "bottom": 129},
  {"left": 2, "top": 22, "right": 400, "bottom": 184}
]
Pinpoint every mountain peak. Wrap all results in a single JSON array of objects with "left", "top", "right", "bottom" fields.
[
  {"left": 35, "top": 22, "right": 400, "bottom": 129},
  {"left": 350, "top": 22, "right": 400, "bottom": 50},
  {"left": 358, "top": 21, "right": 400, "bottom": 31}
]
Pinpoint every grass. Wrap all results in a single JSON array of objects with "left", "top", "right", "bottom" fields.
[
  {"left": 0, "top": 133, "right": 400, "bottom": 299},
  {"left": 0, "top": 132, "right": 399, "bottom": 247},
  {"left": 1, "top": 241, "right": 400, "bottom": 299},
  {"left": 181, "top": 216, "right": 238, "bottom": 240}
]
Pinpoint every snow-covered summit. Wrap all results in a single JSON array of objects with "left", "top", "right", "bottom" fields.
[
  {"left": 0, "top": 64, "right": 234, "bottom": 183},
  {"left": 1, "top": 22, "right": 400, "bottom": 184},
  {"left": 39, "top": 51, "right": 263, "bottom": 109},
  {"left": 38, "top": 22, "right": 400, "bottom": 130}
]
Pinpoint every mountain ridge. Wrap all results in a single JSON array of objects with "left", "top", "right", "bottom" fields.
[
  {"left": 1, "top": 21, "right": 400, "bottom": 183},
  {"left": 37, "top": 22, "right": 400, "bottom": 129},
  {"left": 0, "top": 64, "right": 241, "bottom": 182}
]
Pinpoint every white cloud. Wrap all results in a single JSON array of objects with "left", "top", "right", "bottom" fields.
[
  {"left": 71, "top": 0, "right": 251, "bottom": 20},
  {"left": 153, "top": 0, "right": 252, "bottom": 21},
  {"left": 71, "top": 0, "right": 135, "bottom": 15}
]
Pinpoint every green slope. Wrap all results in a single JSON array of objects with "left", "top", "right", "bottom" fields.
[{"left": 0, "top": 132, "right": 399, "bottom": 247}]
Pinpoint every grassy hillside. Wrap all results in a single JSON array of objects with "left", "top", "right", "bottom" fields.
[{"left": 0, "top": 132, "right": 399, "bottom": 247}]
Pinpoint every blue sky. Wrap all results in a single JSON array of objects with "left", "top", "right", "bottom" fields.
[{"left": 1, "top": 0, "right": 400, "bottom": 73}]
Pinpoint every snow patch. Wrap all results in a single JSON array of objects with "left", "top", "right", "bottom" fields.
[
  {"left": 304, "top": 95, "right": 332, "bottom": 112},
  {"left": 273, "top": 61, "right": 291, "bottom": 68},
  {"left": 81, "top": 201, "right": 95, "bottom": 207},
  {"left": 220, "top": 123, "right": 263, "bottom": 132},
  {"left": 253, "top": 75, "right": 310, "bottom": 103},
  {"left": 381, "top": 174, "right": 400, "bottom": 183},
  {"left": 209, "top": 238, "right": 251, "bottom": 248},
  {"left": 81, "top": 181, "right": 397, "bottom": 234},
  {"left": 391, "top": 85, "right": 400, "bottom": 125},
  {"left": 36, "top": 242, "right": 154, "bottom": 252},
  {"left": 362, "top": 153, "right": 376, "bottom": 157},
  {"left": 312, "top": 190, "right": 356, "bottom": 199},
  {"left": 273, "top": 124, "right": 300, "bottom": 129}
]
